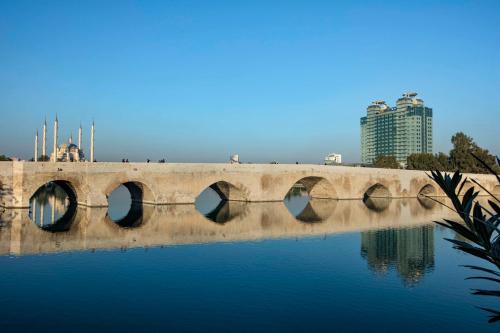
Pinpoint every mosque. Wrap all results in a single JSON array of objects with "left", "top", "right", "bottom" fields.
[
  {"left": 34, "top": 116, "right": 95, "bottom": 162},
  {"left": 50, "top": 134, "right": 85, "bottom": 162}
]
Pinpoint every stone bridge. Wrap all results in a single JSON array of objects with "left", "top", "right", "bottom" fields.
[{"left": 0, "top": 161, "right": 497, "bottom": 208}]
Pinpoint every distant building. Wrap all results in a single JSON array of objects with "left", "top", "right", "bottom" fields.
[
  {"left": 324, "top": 153, "right": 342, "bottom": 165},
  {"left": 360, "top": 92, "right": 433, "bottom": 165},
  {"left": 34, "top": 117, "right": 95, "bottom": 163},
  {"left": 50, "top": 136, "right": 85, "bottom": 162},
  {"left": 230, "top": 154, "right": 240, "bottom": 164}
]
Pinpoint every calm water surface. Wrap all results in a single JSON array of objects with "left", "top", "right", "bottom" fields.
[{"left": 0, "top": 184, "right": 497, "bottom": 332}]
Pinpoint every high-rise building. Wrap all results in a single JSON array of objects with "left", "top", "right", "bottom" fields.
[{"left": 360, "top": 92, "right": 433, "bottom": 165}]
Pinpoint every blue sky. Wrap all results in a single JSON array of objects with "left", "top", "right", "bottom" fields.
[{"left": 1, "top": 0, "right": 499, "bottom": 163}]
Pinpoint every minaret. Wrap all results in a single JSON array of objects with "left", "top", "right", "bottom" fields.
[
  {"left": 78, "top": 123, "right": 82, "bottom": 149},
  {"left": 42, "top": 119, "right": 47, "bottom": 160},
  {"left": 90, "top": 121, "right": 95, "bottom": 163},
  {"left": 69, "top": 133, "right": 73, "bottom": 144},
  {"left": 53, "top": 115, "right": 58, "bottom": 162},
  {"left": 34, "top": 130, "right": 39, "bottom": 162}
]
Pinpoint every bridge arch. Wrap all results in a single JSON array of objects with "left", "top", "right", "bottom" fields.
[
  {"left": 105, "top": 181, "right": 156, "bottom": 229},
  {"left": 30, "top": 180, "right": 78, "bottom": 204},
  {"left": 197, "top": 181, "right": 249, "bottom": 202},
  {"left": 105, "top": 181, "right": 156, "bottom": 204},
  {"left": 285, "top": 176, "right": 336, "bottom": 200},
  {"left": 363, "top": 183, "right": 392, "bottom": 199},
  {"left": 418, "top": 184, "right": 437, "bottom": 197},
  {"left": 29, "top": 180, "right": 78, "bottom": 232},
  {"left": 460, "top": 180, "right": 474, "bottom": 195}
]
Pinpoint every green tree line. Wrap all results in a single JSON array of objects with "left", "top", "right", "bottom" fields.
[{"left": 373, "top": 132, "right": 499, "bottom": 173}]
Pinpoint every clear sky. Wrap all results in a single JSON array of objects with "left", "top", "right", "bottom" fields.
[{"left": 0, "top": 0, "right": 499, "bottom": 163}]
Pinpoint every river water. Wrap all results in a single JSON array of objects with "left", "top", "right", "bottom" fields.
[{"left": 0, "top": 184, "right": 497, "bottom": 332}]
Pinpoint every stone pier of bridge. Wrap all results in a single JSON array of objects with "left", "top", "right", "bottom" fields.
[{"left": 0, "top": 161, "right": 497, "bottom": 208}]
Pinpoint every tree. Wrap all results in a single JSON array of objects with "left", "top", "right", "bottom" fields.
[
  {"left": 407, "top": 152, "right": 452, "bottom": 171},
  {"left": 407, "top": 153, "right": 440, "bottom": 170},
  {"left": 0, "top": 155, "right": 11, "bottom": 161},
  {"left": 449, "top": 132, "right": 499, "bottom": 174},
  {"left": 373, "top": 155, "right": 399, "bottom": 169},
  {"left": 436, "top": 152, "right": 451, "bottom": 171}
]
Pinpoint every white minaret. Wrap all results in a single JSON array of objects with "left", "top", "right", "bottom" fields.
[
  {"left": 53, "top": 115, "right": 58, "bottom": 162},
  {"left": 42, "top": 119, "right": 47, "bottom": 160},
  {"left": 34, "top": 130, "right": 39, "bottom": 162},
  {"left": 78, "top": 123, "right": 82, "bottom": 149},
  {"left": 90, "top": 121, "right": 95, "bottom": 163}
]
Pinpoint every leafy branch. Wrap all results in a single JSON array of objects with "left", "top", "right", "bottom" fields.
[{"left": 427, "top": 154, "right": 500, "bottom": 323}]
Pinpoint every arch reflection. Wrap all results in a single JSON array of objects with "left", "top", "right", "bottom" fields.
[
  {"left": 107, "top": 184, "right": 148, "bottom": 228},
  {"left": 204, "top": 201, "right": 248, "bottom": 224},
  {"left": 295, "top": 199, "right": 337, "bottom": 223},
  {"left": 2, "top": 198, "right": 461, "bottom": 256},
  {"left": 417, "top": 196, "right": 436, "bottom": 210},
  {"left": 284, "top": 185, "right": 337, "bottom": 223},
  {"left": 107, "top": 201, "right": 144, "bottom": 228},
  {"left": 29, "top": 182, "right": 77, "bottom": 232},
  {"left": 363, "top": 197, "right": 391, "bottom": 212}
]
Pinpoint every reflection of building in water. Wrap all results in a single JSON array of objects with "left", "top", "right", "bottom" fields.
[
  {"left": 30, "top": 184, "right": 70, "bottom": 226},
  {"left": 360, "top": 225, "right": 435, "bottom": 286}
]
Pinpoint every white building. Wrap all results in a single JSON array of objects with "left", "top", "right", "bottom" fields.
[
  {"left": 325, "top": 153, "right": 342, "bottom": 165},
  {"left": 230, "top": 154, "right": 240, "bottom": 164},
  {"left": 50, "top": 136, "right": 85, "bottom": 162}
]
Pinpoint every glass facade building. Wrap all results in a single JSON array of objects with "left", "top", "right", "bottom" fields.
[{"left": 360, "top": 92, "right": 433, "bottom": 165}]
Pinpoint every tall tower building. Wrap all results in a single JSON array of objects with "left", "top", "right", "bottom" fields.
[
  {"left": 78, "top": 124, "right": 82, "bottom": 149},
  {"left": 52, "top": 115, "right": 59, "bottom": 162},
  {"left": 34, "top": 130, "right": 39, "bottom": 162},
  {"left": 90, "top": 121, "right": 95, "bottom": 163},
  {"left": 360, "top": 92, "right": 433, "bottom": 165},
  {"left": 42, "top": 119, "right": 47, "bottom": 159}
]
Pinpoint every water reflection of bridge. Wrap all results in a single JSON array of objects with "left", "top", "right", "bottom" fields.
[{"left": 0, "top": 198, "right": 458, "bottom": 256}]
